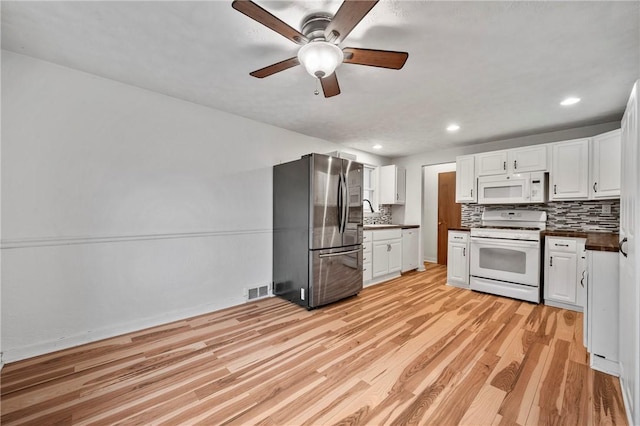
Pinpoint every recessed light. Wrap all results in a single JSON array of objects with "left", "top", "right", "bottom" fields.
[
  {"left": 447, "top": 124, "right": 460, "bottom": 132},
  {"left": 560, "top": 97, "right": 581, "bottom": 106},
  {"left": 373, "top": 144, "right": 383, "bottom": 150}
]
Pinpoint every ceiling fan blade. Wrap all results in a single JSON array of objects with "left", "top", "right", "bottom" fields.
[
  {"left": 250, "top": 57, "right": 300, "bottom": 78},
  {"left": 321, "top": 73, "right": 341, "bottom": 98},
  {"left": 232, "top": 0, "right": 308, "bottom": 45},
  {"left": 324, "top": 0, "right": 379, "bottom": 44},
  {"left": 342, "top": 47, "right": 408, "bottom": 69}
]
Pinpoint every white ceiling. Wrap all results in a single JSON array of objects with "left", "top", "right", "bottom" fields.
[{"left": 2, "top": 1, "right": 639, "bottom": 158}]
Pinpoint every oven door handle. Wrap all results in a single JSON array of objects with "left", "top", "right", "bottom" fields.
[{"left": 470, "top": 237, "right": 540, "bottom": 249}]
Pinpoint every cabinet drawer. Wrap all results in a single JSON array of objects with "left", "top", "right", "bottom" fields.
[
  {"left": 363, "top": 241, "right": 372, "bottom": 254},
  {"left": 363, "top": 261, "right": 372, "bottom": 282},
  {"left": 362, "top": 250, "right": 371, "bottom": 263},
  {"left": 547, "top": 237, "right": 577, "bottom": 252},
  {"left": 372, "top": 229, "right": 402, "bottom": 241},
  {"left": 363, "top": 231, "right": 373, "bottom": 242},
  {"left": 448, "top": 231, "right": 469, "bottom": 243}
]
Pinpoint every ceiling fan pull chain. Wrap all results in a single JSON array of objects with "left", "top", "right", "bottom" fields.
[{"left": 314, "top": 78, "right": 320, "bottom": 96}]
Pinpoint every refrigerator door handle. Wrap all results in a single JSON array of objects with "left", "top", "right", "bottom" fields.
[
  {"left": 319, "top": 248, "right": 361, "bottom": 258},
  {"left": 341, "top": 172, "right": 348, "bottom": 234},
  {"left": 337, "top": 173, "right": 343, "bottom": 233}
]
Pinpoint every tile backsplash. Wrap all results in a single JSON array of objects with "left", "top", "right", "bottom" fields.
[
  {"left": 364, "top": 204, "right": 393, "bottom": 225},
  {"left": 461, "top": 200, "right": 620, "bottom": 232}
]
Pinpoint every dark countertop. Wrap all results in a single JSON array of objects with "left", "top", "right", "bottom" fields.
[
  {"left": 449, "top": 227, "right": 471, "bottom": 232},
  {"left": 543, "top": 230, "right": 619, "bottom": 252},
  {"left": 399, "top": 224, "right": 420, "bottom": 229},
  {"left": 363, "top": 224, "right": 420, "bottom": 230}
]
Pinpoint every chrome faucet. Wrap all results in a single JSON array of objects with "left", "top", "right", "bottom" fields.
[{"left": 363, "top": 199, "right": 375, "bottom": 213}]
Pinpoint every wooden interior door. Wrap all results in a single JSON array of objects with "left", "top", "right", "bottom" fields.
[{"left": 437, "top": 171, "right": 462, "bottom": 265}]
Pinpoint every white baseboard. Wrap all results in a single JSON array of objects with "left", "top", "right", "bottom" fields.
[
  {"left": 424, "top": 257, "right": 437, "bottom": 263},
  {"left": 3, "top": 295, "right": 245, "bottom": 363}
]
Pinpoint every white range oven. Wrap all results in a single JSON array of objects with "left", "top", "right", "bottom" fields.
[{"left": 470, "top": 210, "right": 547, "bottom": 303}]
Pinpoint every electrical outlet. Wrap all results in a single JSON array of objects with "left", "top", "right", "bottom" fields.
[
  {"left": 602, "top": 204, "right": 611, "bottom": 214},
  {"left": 474, "top": 205, "right": 481, "bottom": 213}
]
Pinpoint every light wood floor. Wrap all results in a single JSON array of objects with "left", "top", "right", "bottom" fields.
[{"left": 1, "top": 263, "right": 628, "bottom": 425}]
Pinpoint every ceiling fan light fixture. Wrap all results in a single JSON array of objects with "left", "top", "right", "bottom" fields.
[{"left": 298, "top": 41, "right": 344, "bottom": 79}]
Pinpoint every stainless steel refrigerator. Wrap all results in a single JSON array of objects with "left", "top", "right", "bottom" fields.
[{"left": 273, "top": 153, "right": 363, "bottom": 309}]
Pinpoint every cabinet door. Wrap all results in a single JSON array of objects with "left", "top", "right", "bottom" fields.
[
  {"left": 379, "top": 165, "right": 405, "bottom": 205},
  {"left": 476, "top": 151, "right": 508, "bottom": 176},
  {"left": 590, "top": 129, "right": 621, "bottom": 199},
  {"left": 388, "top": 240, "right": 402, "bottom": 273},
  {"left": 455, "top": 155, "right": 476, "bottom": 202},
  {"left": 546, "top": 251, "right": 578, "bottom": 304},
  {"left": 550, "top": 139, "right": 589, "bottom": 200},
  {"left": 395, "top": 167, "right": 406, "bottom": 204},
  {"left": 402, "top": 229, "right": 419, "bottom": 272},
  {"left": 509, "top": 145, "right": 548, "bottom": 173},
  {"left": 447, "top": 242, "right": 469, "bottom": 287},
  {"left": 372, "top": 241, "right": 390, "bottom": 277}
]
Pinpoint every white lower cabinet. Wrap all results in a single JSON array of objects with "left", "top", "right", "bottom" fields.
[
  {"left": 447, "top": 231, "right": 469, "bottom": 288},
  {"left": 365, "top": 228, "right": 402, "bottom": 286},
  {"left": 362, "top": 231, "right": 373, "bottom": 283},
  {"left": 544, "top": 237, "right": 586, "bottom": 311},
  {"left": 585, "top": 250, "right": 619, "bottom": 376},
  {"left": 402, "top": 228, "right": 419, "bottom": 272}
]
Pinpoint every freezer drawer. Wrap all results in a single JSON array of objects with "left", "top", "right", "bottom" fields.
[{"left": 310, "top": 245, "right": 363, "bottom": 308}]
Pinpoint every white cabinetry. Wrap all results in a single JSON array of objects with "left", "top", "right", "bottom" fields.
[
  {"left": 550, "top": 139, "right": 590, "bottom": 200},
  {"left": 455, "top": 155, "right": 476, "bottom": 202},
  {"left": 590, "top": 129, "right": 621, "bottom": 199},
  {"left": 368, "top": 228, "right": 402, "bottom": 285},
  {"left": 510, "top": 145, "right": 548, "bottom": 173},
  {"left": 402, "top": 228, "right": 419, "bottom": 272},
  {"left": 362, "top": 231, "right": 373, "bottom": 283},
  {"left": 447, "top": 231, "right": 469, "bottom": 288},
  {"left": 476, "top": 146, "right": 548, "bottom": 177},
  {"left": 379, "top": 165, "right": 406, "bottom": 205},
  {"left": 476, "top": 151, "right": 508, "bottom": 176},
  {"left": 544, "top": 236, "right": 586, "bottom": 311},
  {"left": 585, "top": 250, "right": 619, "bottom": 376}
]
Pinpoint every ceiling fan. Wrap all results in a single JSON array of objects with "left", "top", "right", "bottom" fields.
[{"left": 231, "top": 0, "right": 409, "bottom": 98}]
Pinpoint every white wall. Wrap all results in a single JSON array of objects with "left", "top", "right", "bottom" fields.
[
  {"left": 391, "top": 121, "right": 621, "bottom": 268},
  {"left": 0, "top": 51, "right": 387, "bottom": 362},
  {"left": 422, "top": 163, "right": 456, "bottom": 263}
]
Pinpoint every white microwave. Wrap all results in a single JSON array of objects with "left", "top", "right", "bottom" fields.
[{"left": 477, "top": 172, "right": 547, "bottom": 204}]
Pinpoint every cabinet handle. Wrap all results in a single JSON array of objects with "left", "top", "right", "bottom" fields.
[
  {"left": 503, "top": 161, "right": 506, "bottom": 171},
  {"left": 553, "top": 184, "right": 557, "bottom": 195},
  {"left": 514, "top": 160, "right": 517, "bottom": 169},
  {"left": 397, "top": 193, "right": 399, "bottom": 201},
  {"left": 550, "top": 256, "right": 553, "bottom": 266},
  {"left": 463, "top": 247, "right": 466, "bottom": 257},
  {"left": 470, "top": 189, "right": 473, "bottom": 197},
  {"left": 593, "top": 182, "right": 598, "bottom": 193},
  {"left": 555, "top": 243, "right": 569, "bottom": 247},
  {"left": 580, "top": 270, "right": 585, "bottom": 287},
  {"left": 620, "top": 237, "right": 628, "bottom": 257},
  {"left": 363, "top": 257, "right": 366, "bottom": 261},
  {"left": 387, "top": 244, "right": 391, "bottom": 252}
]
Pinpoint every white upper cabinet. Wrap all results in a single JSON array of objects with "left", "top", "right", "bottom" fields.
[
  {"left": 455, "top": 155, "right": 476, "bottom": 202},
  {"left": 509, "top": 145, "right": 548, "bottom": 173},
  {"left": 379, "top": 165, "right": 406, "bottom": 205},
  {"left": 550, "top": 138, "right": 590, "bottom": 200},
  {"left": 590, "top": 129, "right": 621, "bottom": 199},
  {"left": 476, "top": 146, "right": 547, "bottom": 176},
  {"left": 476, "top": 151, "right": 508, "bottom": 176}
]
